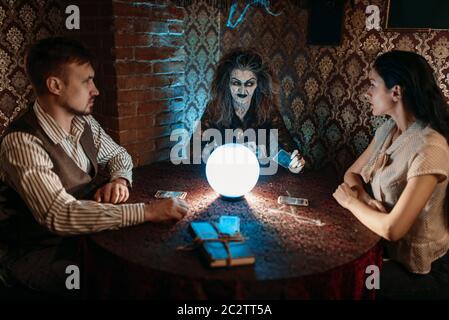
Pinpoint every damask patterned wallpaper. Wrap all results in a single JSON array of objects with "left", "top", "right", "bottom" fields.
[
  {"left": 219, "top": 0, "right": 449, "bottom": 174},
  {"left": 0, "top": 0, "right": 219, "bottom": 144},
  {"left": 2, "top": 0, "right": 449, "bottom": 174},
  {"left": 0, "top": 0, "right": 64, "bottom": 133},
  {"left": 182, "top": 0, "right": 220, "bottom": 134}
]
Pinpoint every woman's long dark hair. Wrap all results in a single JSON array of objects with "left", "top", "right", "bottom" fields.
[
  {"left": 205, "top": 48, "right": 279, "bottom": 127},
  {"left": 374, "top": 50, "right": 449, "bottom": 227}
]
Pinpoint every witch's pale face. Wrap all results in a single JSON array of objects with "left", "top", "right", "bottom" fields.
[{"left": 229, "top": 69, "right": 257, "bottom": 107}]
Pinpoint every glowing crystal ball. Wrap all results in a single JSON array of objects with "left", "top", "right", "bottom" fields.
[{"left": 206, "top": 143, "right": 260, "bottom": 199}]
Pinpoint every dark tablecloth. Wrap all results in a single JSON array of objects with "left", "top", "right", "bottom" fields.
[{"left": 83, "top": 162, "right": 381, "bottom": 299}]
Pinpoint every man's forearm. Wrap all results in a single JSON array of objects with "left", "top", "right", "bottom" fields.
[
  {"left": 88, "top": 115, "right": 134, "bottom": 184},
  {"left": 44, "top": 196, "right": 145, "bottom": 235}
]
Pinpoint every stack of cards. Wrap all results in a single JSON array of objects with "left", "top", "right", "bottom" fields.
[{"left": 189, "top": 216, "right": 254, "bottom": 268}]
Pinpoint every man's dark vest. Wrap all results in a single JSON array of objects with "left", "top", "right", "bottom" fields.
[{"left": 0, "top": 107, "right": 104, "bottom": 248}]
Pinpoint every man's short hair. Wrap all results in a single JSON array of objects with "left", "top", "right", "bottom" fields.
[{"left": 26, "top": 37, "right": 94, "bottom": 95}]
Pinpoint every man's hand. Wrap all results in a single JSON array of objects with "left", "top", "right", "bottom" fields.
[
  {"left": 94, "top": 178, "right": 129, "bottom": 204},
  {"left": 144, "top": 198, "right": 189, "bottom": 222}
]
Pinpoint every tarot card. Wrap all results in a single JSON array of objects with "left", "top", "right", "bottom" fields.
[{"left": 154, "top": 190, "right": 187, "bottom": 199}]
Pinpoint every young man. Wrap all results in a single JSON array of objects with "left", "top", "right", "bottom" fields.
[{"left": 0, "top": 37, "right": 188, "bottom": 295}]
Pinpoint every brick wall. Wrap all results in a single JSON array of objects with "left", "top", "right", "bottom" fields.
[{"left": 65, "top": 0, "right": 186, "bottom": 167}]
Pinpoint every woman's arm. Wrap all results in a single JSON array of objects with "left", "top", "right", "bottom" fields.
[
  {"left": 334, "top": 174, "right": 438, "bottom": 241},
  {"left": 343, "top": 138, "right": 377, "bottom": 204}
]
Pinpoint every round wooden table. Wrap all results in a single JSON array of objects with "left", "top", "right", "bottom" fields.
[{"left": 83, "top": 162, "right": 381, "bottom": 299}]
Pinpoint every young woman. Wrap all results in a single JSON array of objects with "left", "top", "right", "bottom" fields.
[{"left": 333, "top": 51, "right": 449, "bottom": 299}]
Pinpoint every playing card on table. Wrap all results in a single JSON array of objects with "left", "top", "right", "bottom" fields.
[
  {"left": 217, "top": 216, "right": 240, "bottom": 236},
  {"left": 154, "top": 190, "right": 187, "bottom": 199}
]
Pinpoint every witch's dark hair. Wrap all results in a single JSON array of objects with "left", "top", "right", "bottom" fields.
[{"left": 205, "top": 48, "right": 279, "bottom": 127}]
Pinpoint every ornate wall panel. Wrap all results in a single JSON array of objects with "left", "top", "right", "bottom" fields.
[
  {"left": 181, "top": 0, "right": 221, "bottom": 134},
  {"left": 2, "top": 0, "right": 449, "bottom": 174},
  {"left": 220, "top": 0, "right": 449, "bottom": 174},
  {"left": 0, "top": 0, "right": 64, "bottom": 134}
]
